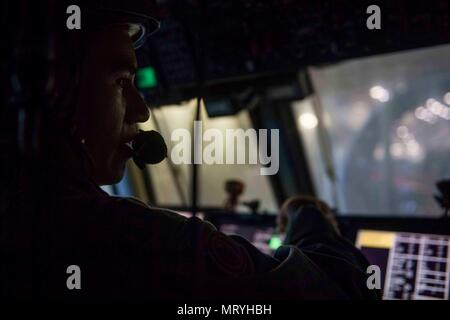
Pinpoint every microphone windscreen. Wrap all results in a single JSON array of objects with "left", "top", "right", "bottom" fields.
[{"left": 132, "top": 130, "right": 167, "bottom": 169}]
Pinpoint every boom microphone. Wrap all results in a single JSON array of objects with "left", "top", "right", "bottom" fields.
[{"left": 132, "top": 130, "right": 168, "bottom": 169}]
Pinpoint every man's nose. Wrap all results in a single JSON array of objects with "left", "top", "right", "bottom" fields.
[{"left": 126, "top": 87, "right": 150, "bottom": 123}]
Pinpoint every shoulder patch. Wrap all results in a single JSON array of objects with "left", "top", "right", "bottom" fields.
[{"left": 204, "top": 231, "right": 255, "bottom": 277}]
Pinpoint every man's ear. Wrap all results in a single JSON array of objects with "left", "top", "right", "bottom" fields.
[{"left": 66, "top": 122, "right": 97, "bottom": 175}]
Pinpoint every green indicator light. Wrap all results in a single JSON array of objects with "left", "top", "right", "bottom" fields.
[
  {"left": 137, "top": 66, "right": 157, "bottom": 89},
  {"left": 269, "top": 236, "right": 282, "bottom": 250}
]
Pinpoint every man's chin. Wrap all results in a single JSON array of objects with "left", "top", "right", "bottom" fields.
[{"left": 97, "top": 165, "right": 126, "bottom": 186}]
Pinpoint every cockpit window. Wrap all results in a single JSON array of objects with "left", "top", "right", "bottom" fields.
[
  {"left": 135, "top": 99, "right": 279, "bottom": 213},
  {"left": 295, "top": 44, "right": 450, "bottom": 216}
]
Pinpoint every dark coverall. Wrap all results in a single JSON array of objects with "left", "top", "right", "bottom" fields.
[{"left": 1, "top": 166, "right": 378, "bottom": 300}]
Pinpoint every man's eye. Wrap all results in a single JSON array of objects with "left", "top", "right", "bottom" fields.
[{"left": 117, "top": 78, "right": 130, "bottom": 88}]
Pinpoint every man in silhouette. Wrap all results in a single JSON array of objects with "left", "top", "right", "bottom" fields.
[{"left": 1, "top": 0, "right": 377, "bottom": 300}]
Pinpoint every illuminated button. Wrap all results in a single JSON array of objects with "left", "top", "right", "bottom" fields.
[{"left": 137, "top": 66, "right": 157, "bottom": 89}]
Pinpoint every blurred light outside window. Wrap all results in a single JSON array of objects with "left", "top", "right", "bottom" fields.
[{"left": 294, "top": 44, "right": 450, "bottom": 217}]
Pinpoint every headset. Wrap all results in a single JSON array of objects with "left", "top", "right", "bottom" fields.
[{"left": 132, "top": 129, "right": 167, "bottom": 168}]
